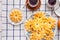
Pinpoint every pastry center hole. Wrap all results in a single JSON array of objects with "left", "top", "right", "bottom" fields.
[
  {"left": 36, "top": 23, "right": 38, "bottom": 25},
  {"left": 15, "top": 15, "right": 17, "bottom": 17}
]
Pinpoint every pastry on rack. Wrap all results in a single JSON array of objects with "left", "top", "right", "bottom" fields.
[
  {"left": 25, "top": 12, "right": 56, "bottom": 32},
  {"left": 30, "top": 32, "right": 42, "bottom": 40},
  {"left": 24, "top": 11, "right": 56, "bottom": 40},
  {"left": 32, "top": 12, "right": 45, "bottom": 19},
  {"left": 9, "top": 9, "right": 22, "bottom": 23},
  {"left": 24, "top": 18, "right": 35, "bottom": 32},
  {"left": 30, "top": 30, "right": 54, "bottom": 40}
]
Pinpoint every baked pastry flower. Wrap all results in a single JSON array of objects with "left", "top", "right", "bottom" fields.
[{"left": 9, "top": 9, "right": 22, "bottom": 23}]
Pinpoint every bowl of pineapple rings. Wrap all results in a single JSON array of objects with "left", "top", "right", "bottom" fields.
[
  {"left": 8, "top": 8, "right": 23, "bottom": 25},
  {"left": 24, "top": 11, "right": 57, "bottom": 40}
]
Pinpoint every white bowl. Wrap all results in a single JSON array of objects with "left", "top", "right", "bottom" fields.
[
  {"left": 55, "top": 7, "right": 60, "bottom": 17},
  {"left": 8, "top": 8, "right": 24, "bottom": 25}
]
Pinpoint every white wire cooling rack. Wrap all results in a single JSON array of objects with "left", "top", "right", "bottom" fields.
[{"left": 1, "top": 0, "right": 60, "bottom": 40}]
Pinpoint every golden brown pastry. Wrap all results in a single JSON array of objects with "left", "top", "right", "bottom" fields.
[
  {"left": 24, "top": 12, "right": 56, "bottom": 40},
  {"left": 25, "top": 12, "right": 56, "bottom": 32},
  {"left": 10, "top": 9, "right": 22, "bottom": 23}
]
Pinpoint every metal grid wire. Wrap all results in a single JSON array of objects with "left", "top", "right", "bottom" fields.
[
  {"left": 1, "top": 0, "right": 60, "bottom": 40},
  {"left": 0, "top": 0, "right": 2, "bottom": 40}
]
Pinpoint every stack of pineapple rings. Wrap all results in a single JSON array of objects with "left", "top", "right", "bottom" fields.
[{"left": 24, "top": 12, "right": 56, "bottom": 40}]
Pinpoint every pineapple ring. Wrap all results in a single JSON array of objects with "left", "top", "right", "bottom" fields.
[{"left": 8, "top": 8, "right": 23, "bottom": 25}]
